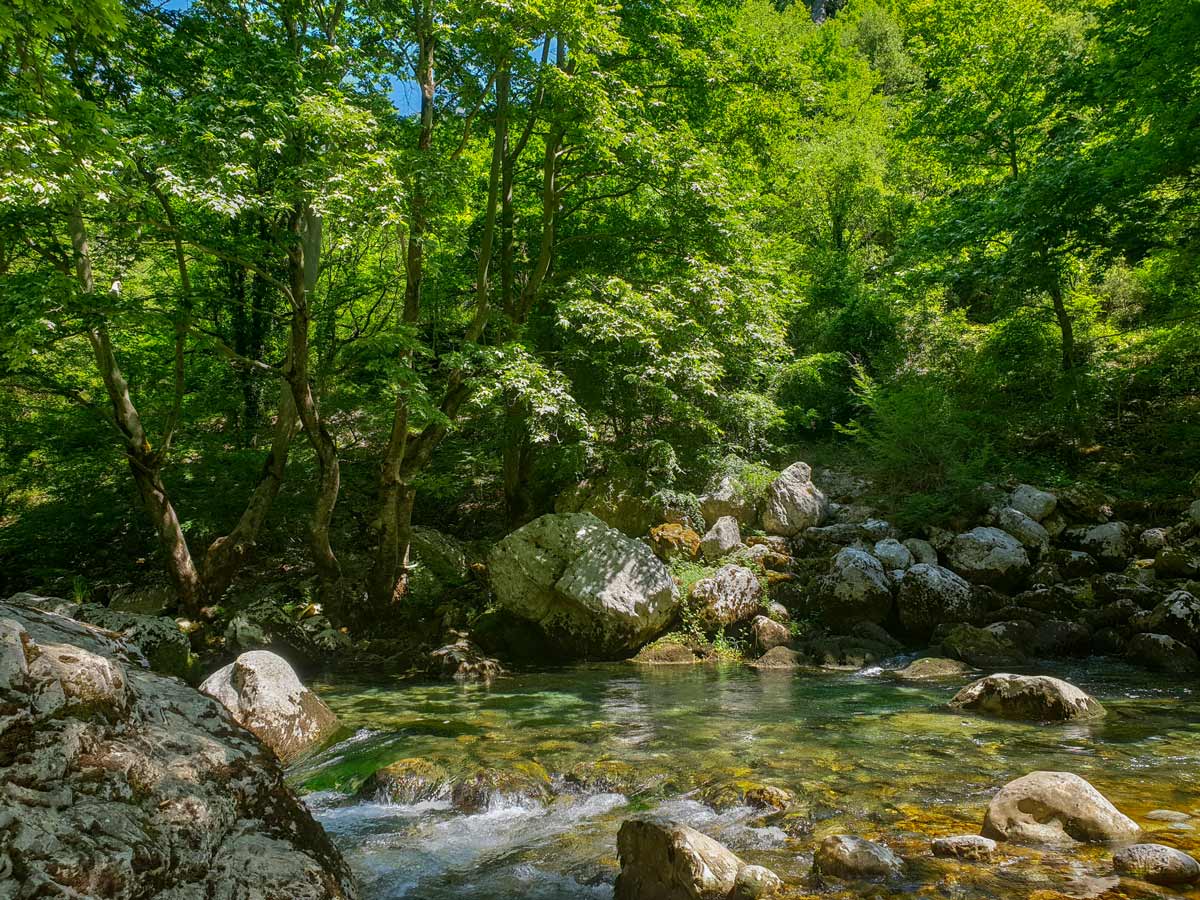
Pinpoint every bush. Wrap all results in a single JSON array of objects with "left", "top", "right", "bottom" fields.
[
  {"left": 844, "top": 368, "right": 993, "bottom": 529},
  {"left": 773, "top": 352, "right": 853, "bottom": 434}
]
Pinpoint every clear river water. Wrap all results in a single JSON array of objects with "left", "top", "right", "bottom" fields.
[{"left": 290, "top": 660, "right": 1200, "bottom": 900}]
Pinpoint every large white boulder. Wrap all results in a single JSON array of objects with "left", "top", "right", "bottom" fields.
[
  {"left": 488, "top": 512, "right": 679, "bottom": 658},
  {"left": 761, "top": 462, "right": 828, "bottom": 537},
  {"left": 700, "top": 515, "right": 742, "bottom": 560},
  {"left": 982, "top": 771, "right": 1140, "bottom": 844},
  {"left": 946, "top": 527, "right": 1031, "bottom": 589},
  {"left": 200, "top": 650, "right": 340, "bottom": 763}
]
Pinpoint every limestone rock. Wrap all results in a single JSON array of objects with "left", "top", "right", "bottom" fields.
[
  {"left": 1011, "top": 485, "right": 1057, "bottom": 521},
  {"left": 761, "top": 462, "right": 828, "bottom": 537},
  {"left": 0, "top": 603, "right": 355, "bottom": 900},
  {"left": 931, "top": 835, "right": 997, "bottom": 861},
  {"left": 813, "top": 835, "right": 903, "bottom": 880},
  {"left": 752, "top": 615, "right": 791, "bottom": 652},
  {"left": 75, "top": 604, "right": 193, "bottom": 680},
  {"left": 981, "top": 771, "right": 1139, "bottom": 844},
  {"left": 430, "top": 635, "right": 503, "bottom": 683},
  {"left": 631, "top": 641, "right": 703, "bottom": 665},
  {"left": 947, "top": 527, "right": 1031, "bottom": 590},
  {"left": 949, "top": 674, "right": 1104, "bottom": 721},
  {"left": 1127, "top": 632, "right": 1200, "bottom": 673},
  {"left": 693, "top": 564, "right": 764, "bottom": 630},
  {"left": 896, "top": 563, "right": 978, "bottom": 640},
  {"left": 1113, "top": 844, "right": 1200, "bottom": 885},
  {"left": 699, "top": 476, "right": 758, "bottom": 529},
  {"left": 200, "top": 650, "right": 340, "bottom": 763},
  {"left": 700, "top": 515, "right": 742, "bottom": 561},
  {"left": 356, "top": 758, "right": 449, "bottom": 804},
  {"left": 997, "top": 507, "right": 1050, "bottom": 552},
  {"left": 750, "top": 646, "right": 803, "bottom": 669},
  {"left": 1082, "top": 522, "right": 1135, "bottom": 570},
  {"left": 815, "top": 548, "right": 893, "bottom": 628},
  {"left": 1137, "top": 590, "right": 1200, "bottom": 648},
  {"left": 892, "top": 657, "right": 975, "bottom": 680},
  {"left": 731, "top": 865, "right": 782, "bottom": 899},
  {"left": 614, "top": 817, "right": 744, "bottom": 900},
  {"left": 874, "top": 538, "right": 914, "bottom": 570},
  {"left": 488, "top": 512, "right": 679, "bottom": 658},
  {"left": 904, "top": 538, "right": 939, "bottom": 566}
]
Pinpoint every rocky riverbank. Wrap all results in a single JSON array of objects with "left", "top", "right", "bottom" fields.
[{"left": 0, "top": 600, "right": 356, "bottom": 899}]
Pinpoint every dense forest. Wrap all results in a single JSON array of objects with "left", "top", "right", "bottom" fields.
[{"left": 3, "top": 0, "right": 1198, "bottom": 626}]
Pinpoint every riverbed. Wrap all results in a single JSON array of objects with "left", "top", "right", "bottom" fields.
[{"left": 291, "top": 660, "right": 1200, "bottom": 899}]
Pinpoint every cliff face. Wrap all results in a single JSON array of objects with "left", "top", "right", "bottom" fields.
[{"left": 0, "top": 601, "right": 356, "bottom": 900}]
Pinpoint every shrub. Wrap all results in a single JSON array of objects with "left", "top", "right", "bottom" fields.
[{"left": 773, "top": 352, "right": 853, "bottom": 434}]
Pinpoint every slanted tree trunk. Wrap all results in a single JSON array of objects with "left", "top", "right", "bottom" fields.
[
  {"left": 203, "top": 381, "right": 298, "bottom": 598},
  {"left": 69, "top": 208, "right": 205, "bottom": 615}
]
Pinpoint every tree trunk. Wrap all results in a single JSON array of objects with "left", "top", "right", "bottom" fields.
[
  {"left": 1049, "top": 278, "right": 1076, "bottom": 372},
  {"left": 502, "top": 395, "right": 535, "bottom": 527},
  {"left": 69, "top": 208, "right": 204, "bottom": 615},
  {"left": 202, "top": 381, "right": 298, "bottom": 599},
  {"left": 284, "top": 208, "right": 341, "bottom": 588}
]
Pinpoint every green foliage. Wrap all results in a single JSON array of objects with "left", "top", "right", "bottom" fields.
[
  {"left": 843, "top": 367, "right": 994, "bottom": 529},
  {"left": 774, "top": 353, "right": 853, "bottom": 434}
]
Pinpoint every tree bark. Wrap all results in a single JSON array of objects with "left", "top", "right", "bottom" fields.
[
  {"left": 1049, "top": 278, "right": 1076, "bottom": 372},
  {"left": 202, "top": 381, "right": 298, "bottom": 599},
  {"left": 69, "top": 208, "right": 204, "bottom": 615},
  {"left": 284, "top": 207, "right": 341, "bottom": 588}
]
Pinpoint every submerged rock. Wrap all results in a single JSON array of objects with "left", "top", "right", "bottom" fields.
[
  {"left": 813, "top": 834, "right": 903, "bottom": 880},
  {"left": 450, "top": 763, "right": 552, "bottom": 812},
  {"left": 982, "top": 771, "right": 1140, "bottom": 844},
  {"left": 892, "top": 657, "right": 975, "bottom": 680},
  {"left": 761, "top": 462, "right": 828, "bottom": 537},
  {"left": 488, "top": 512, "right": 679, "bottom": 658},
  {"left": 731, "top": 865, "right": 782, "bottom": 899},
  {"left": 949, "top": 673, "right": 1105, "bottom": 721},
  {"left": 932, "top": 835, "right": 997, "bottom": 861},
  {"left": 1113, "top": 844, "right": 1200, "bottom": 885},
  {"left": 356, "top": 758, "right": 449, "bottom": 804},
  {"left": 614, "top": 817, "right": 745, "bottom": 900},
  {"left": 0, "top": 603, "right": 355, "bottom": 899},
  {"left": 200, "top": 650, "right": 340, "bottom": 763}
]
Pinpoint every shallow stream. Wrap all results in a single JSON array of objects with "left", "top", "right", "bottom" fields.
[{"left": 292, "top": 660, "right": 1200, "bottom": 899}]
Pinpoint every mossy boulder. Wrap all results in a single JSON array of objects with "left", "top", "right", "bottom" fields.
[{"left": 356, "top": 758, "right": 449, "bottom": 804}]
